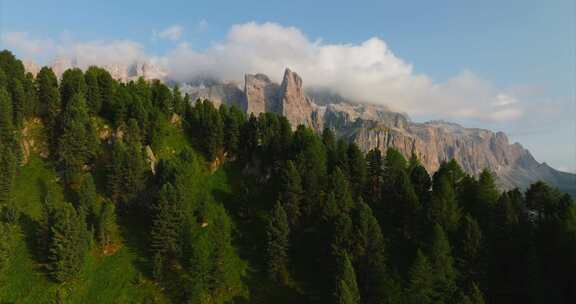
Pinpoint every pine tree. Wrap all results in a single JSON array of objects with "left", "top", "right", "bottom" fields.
[
  {"left": 428, "top": 175, "right": 461, "bottom": 233},
  {"left": 410, "top": 161, "right": 431, "bottom": 207},
  {"left": 84, "top": 66, "right": 102, "bottom": 114},
  {"left": 407, "top": 250, "right": 435, "bottom": 304},
  {"left": 278, "top": 160, "right": 303, "bottom": 228},
  {"left": 347, "top": 143, "right": 367, "bottom": 198},
  {"left": 97, "top": 200, "right": 120, "bottom": 249},
  {"left": 60, "top": 68, "right": 87, "bottom": 107},
  {"left": 330, "top": 167, "right": 355, "bottom": 215},
  {"left": 266, "top": 202, "right": 290, "bottom": 284},
  {"left": 36, "top": 67, "right": 60, "bottom": 150},
  {"left": 0, "top": 145, "right": 16, "bottom": 211},
  {"left": 11, "top": 78, "right": 25, "bottom": 127},
  {"left": 456, "top": 214, "right": 484, "bottom": 286},
  {"left": 429, "top": 225, "right": 457, "bottom": 302},
  {"left": 57, "top": 93, "right": 99, "bottom": 185},
  {"left": 352, "top": 200, "right": 395, "bottom": 304},
  {"left": 334, "top": 252, "right": 361, "bottom": 304},
  {"left": 150, "top": 183, "right": 185, "bottom": 278},
  {"left": 47, "top": 202, "right": 90, "bottom": 282},
  {"left": 0, "top": 87, "right": 14, "bottom": 144},
  {"left": 0, "top": 222, "right": 13, "bottom": 273},
  {"left": 365, "top": 148, "right": 383, "bottom": 203}
]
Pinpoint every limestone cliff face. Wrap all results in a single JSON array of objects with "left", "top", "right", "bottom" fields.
[
  {"left": 243, "top": 74, "right": 279, "bottom": 115},
  {"left": 324, "top": 103, "right": 575, "bottom": 192},
  {"left": 184, "top": 81, "right": 244, "bottom": 109},
  {"left": 278, "top": 68, "right": 315, "bottom": 128},
  {"left": 178, "top": 68, "right": 575, "bottom": 191}
]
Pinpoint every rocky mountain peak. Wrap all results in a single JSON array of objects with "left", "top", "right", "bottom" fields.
[
  {"left": 277, "top": 68, "right": 315, "bottom": 128},
  {"left": 244, "top": 73, "right": 280, "bottom": 115}
]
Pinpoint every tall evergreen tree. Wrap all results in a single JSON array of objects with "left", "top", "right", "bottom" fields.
[
  {"left": 57, "top": 93, "right": 99, "bottom": 185},
  {"left": 347, "top": 143, "right": 367, "bottom": 198},
  {"left": 428, "top": 175, "right": 461, "bottom": 233},
  {"left": 150, "top": 183, "right": 185, "bottom": 279},
  {"left": 266, "top": 202, "right": 291, "bottom": 284},
  {"left": 97, "top": 200, "right": 120, "bottom": 249},
  {"left": 47, "top": 202, "right": 90, "bottom": 282},
  {"left": 60, "top": 68, "right": 87, "bottom": 107},
  {"left": 407, "top": 250, "right": 436, "bottom": 304},
  {"left": 278, "top": 160, "right": 303, "bottom": 228},
  {"left": 334, "top": 252, "right": 361, "bottom": 304},
  {"left": 36, "top": 67, "right": 60, "bottom": 150},
  {"left": 429, "top": 225, "right": 457, "bottom": 303},
  {"left": 365, "top": 148, "right": 383, "bottom": 203}
]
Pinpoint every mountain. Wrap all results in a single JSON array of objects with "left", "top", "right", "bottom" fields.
[
  {"left": 24, "top": 57, "right": 166, "bottom": 81},
  {"left": 181, "top": 68, "right": 576, "bottom": 195},
  {"left": 23, "top": 60, "right": 575, "bottom": 194}
]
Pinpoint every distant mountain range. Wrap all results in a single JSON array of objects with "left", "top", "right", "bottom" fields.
[{"left": 25, "top": 60, "right": 576, "bottom": 195}]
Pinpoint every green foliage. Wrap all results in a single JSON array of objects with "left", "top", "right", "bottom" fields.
[
  {"left": 266, "top": 202, "right": 290, "bottom": 284},
  {"left": 107, "top": 139, "right": 147, "bottom": 206},
  {"left": 278, "top": 160, "right": 303, "bottom": 228},
  {"left": 97, "top": 200, "right": 120, "bottom": 248},
  {"left": 428, "top": 175, "right": 461, "bottom": 233},
  {"left": 187, "top": 100, "right": 224, "bottom": 160},
  {"left": 334, "top": 252, "right": 361, "bottom": 304},
  {"left": 60, "top": 68, "right": 87, "bottom": 107},
  {"left": 0, "top": 53, "right": 572, "bottom": 304},
  {"left": 428, "top": 225, "right": 457, "bottom": 302},
  {"left": 0, "top": 223, "right": 14, "bottom": 273},
  {"left": 46, "top": 202, "right": 90, "bottom": 283},
  {"left": 57, "top": 93, "right": 99, "bottom": 185},
  {"left": 407, "top": 250, "right": 435, "bottom": 304}
]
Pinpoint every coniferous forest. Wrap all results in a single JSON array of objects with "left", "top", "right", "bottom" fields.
[{"left": 0, "top": 49, "right": 574, "bottom": 303}]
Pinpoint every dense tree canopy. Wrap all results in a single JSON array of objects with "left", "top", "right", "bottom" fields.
[{"left": 0, "top": 50, "right": 573, "bottom": 303}]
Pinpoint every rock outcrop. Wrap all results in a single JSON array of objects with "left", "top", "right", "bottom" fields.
[
  {"left": 278, "top": 68, "right": 315, "bottom": 128},
  {"left": 243, "top": 73, "right": 280, "bottom": 115}
]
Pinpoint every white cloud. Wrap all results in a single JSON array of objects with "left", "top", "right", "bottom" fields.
[
  {"left": 1, "top": 32, "right": 56, "bottom": 61},
  {"left": 1, "top": 31, "right": 147, "bottom": 70},
  {"left": 161, "top": 22, "right": 525, "bottom": 122},
  {"left": 2, "top": 22, "right": 527, "bottom": 122},
  {"left": 153, "top": 25, "right": 183, "bottom": 41}
]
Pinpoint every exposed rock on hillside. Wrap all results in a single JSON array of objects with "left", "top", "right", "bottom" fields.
[{"left": 181, "top": 69, "right": 575, "bottom": 194}]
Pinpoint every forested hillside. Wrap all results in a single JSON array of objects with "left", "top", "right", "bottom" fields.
[{"left": 0, "top": 50, "right": 575, "bottom": 303}]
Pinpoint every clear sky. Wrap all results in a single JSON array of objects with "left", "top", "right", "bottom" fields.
[{"left": 1, "top": 0, "right": 574, "bottom": 172}]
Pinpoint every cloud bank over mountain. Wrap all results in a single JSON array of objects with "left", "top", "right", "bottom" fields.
[{"left": 1, "top": 22, "right": 525, "bottom": 122}]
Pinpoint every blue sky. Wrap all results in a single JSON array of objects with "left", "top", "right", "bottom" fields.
[{"left": 1, "top": 0, "right": 574, "bottom": 172}]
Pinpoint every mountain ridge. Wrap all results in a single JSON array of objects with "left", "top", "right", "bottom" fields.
[
  {"left": 180, "top": 68, "right": 575, "bottom": 195},
  {"left": 24, "top": 62, "right": 575, "bottom": 194}
]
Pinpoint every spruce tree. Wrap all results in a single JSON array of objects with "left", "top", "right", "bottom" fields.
[
  {"left": 429, "top": 225, "right": 457, "bottom": 302},
  {"left": 47, "top": 202, "right": 90, "bottom": 282},
  {"left": 456, "top": 214, "right": 484, "bottom": 286},
  {"left": 97, "top": 200, "right": 120, "bottom": 249},
  {"left": 278, "top": 160, "right": 303, "bottom": 228},
  {"left": 84, "top": 66, "right": 102, "bottom": 114},
  {"left": 266, "top": 202, "right": 290, "bottom": 284},
  {"left": 60, "top": 68, "right": 87, "bottom": 107},
  {"left": 347, "top": 143, "right": 367, "bottom": 198},
  {"left": 428, "top": 175, "right": 461, "bottom": 233},
  {"left": 365, "top": 148, "right": 383, "bottom": 203},
  {"left": 150, "top": 183, "right": 185, "bottom": 278},
  {"left": 57, "top": 93, "right": 99, "bottom": 185},
  {"left": 407, "top": 250, "right": 435, "bottom": 304},
  {"left": 334, "top": 252, "right": 361, "bottom": 304},
  {"left": 0, "top": 222, "right": 12, "bottom": 273},
  {"left": 36, "top": 67, "right": 60, "bottom": 150}
]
